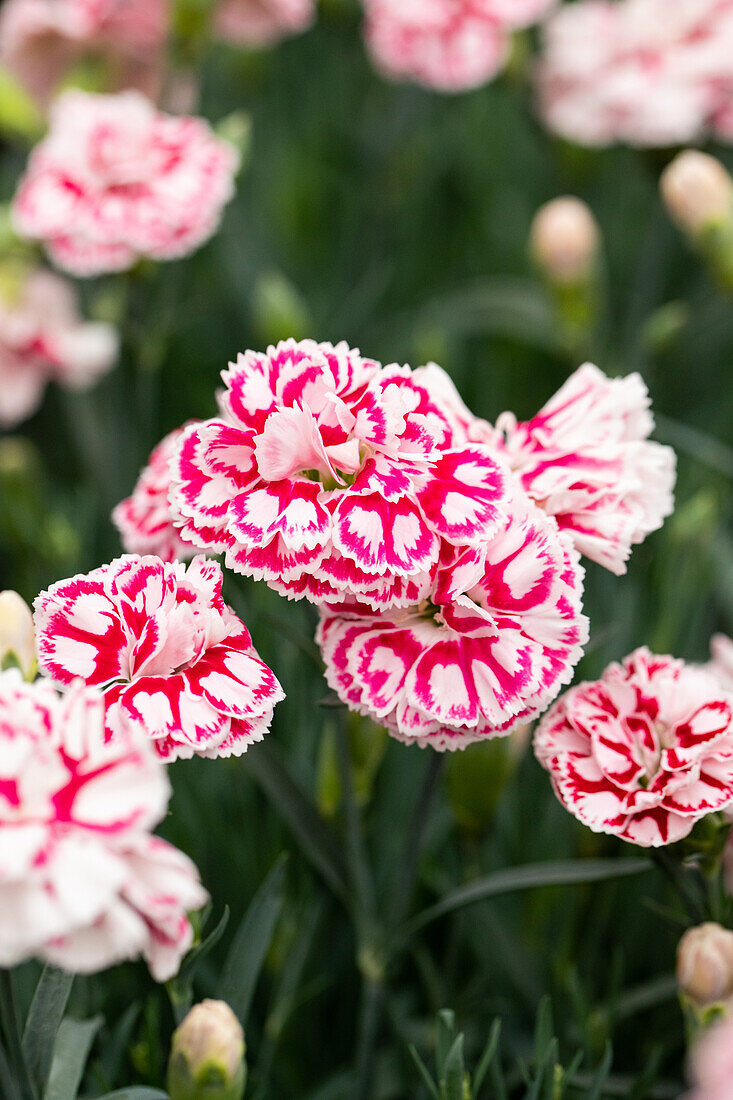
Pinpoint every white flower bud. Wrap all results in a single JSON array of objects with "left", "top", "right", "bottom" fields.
[
  {"left": 168, "top": 1000, "right": 246, "bottom": 1100},
  {"left": 661, "top": 151, "right": 733, "bottom": 235},
  {"left": 529, "top": 197, "right": 600, "bottom": 282},
  {"left": 0, "top": 590, "right": 36, "bottom": 679},
  {"left": 677, "top": 923, "right": 733, "bottom": 1007}
]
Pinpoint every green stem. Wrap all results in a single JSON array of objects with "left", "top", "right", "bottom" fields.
[
  {"left": 353, "top": 977, "right": 384, "bottom": 1100},
  {"left": 334, "top": 713, "right": 375, "bottom": 933},
  {"left": 650, "top": 851, "right": 706, "bottom": 925}
]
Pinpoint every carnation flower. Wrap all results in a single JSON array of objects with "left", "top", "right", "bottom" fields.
[
  {"left": 363, "top": 0, "right": 556, "bottom": 94},
  {"left": 0, "top": 267, "right": 118, "bottom": 427},
  {"left": 317, "top": 497, "right": 588, "bottom": 750},
  {"left": 0, "top": 0, "right": 167, "bottom": 108},
  {"left": 0, "top": 671, "right": 207, "bottom": 979},
  {"left": 113, "top": 426, "right": 199, "bottom": 563},
  {"left": 12, "top": 89, "right": 239, "bottom": 276},
  {"left": 214, "top": 0, "right": 314, "bottom": 47},
  {"left": 33, "top": 555, "right": 285, "bottom": 761},
  {"left": 537, "top": 0, "right": 733, "bottom": 148},
  {"left": 490, "top": 363, "right": 676, "bottom": 575},
  {"left": 534, "top": 647, "right": 733, "bottom": 847},
  {"left": 169, "top": 340, "right": 511, "bottom": 610}
]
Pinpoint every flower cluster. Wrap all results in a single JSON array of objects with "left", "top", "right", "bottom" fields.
[
  {"left": 362, "top": 0, "right": 557, "bottom": 93},
  {"left": 214, "top": 0, "right": 315, "bottom": 47},
  {"left": 534, "top": 648, "right": 733, "bottom": 847},
  {"left": 0, "top": 671, "right": 207, "bottom": 979},
  {"left": 12, "top": 89, "right": 240, "bottom": 275},
  {"left": 34, "top": 554, "right": 285, "bottom": 762},
  {"left": 538, "top": 0, "right": 733, "bottom": 148},
  {"left": 0, "top": 266, "right": 118, "bottom": 427},
  {"left": 109, "top": 337, "right": 674, "bottom": 753},
  {"left": 0, "top": 0, "right": 167, "bottom": 107}
]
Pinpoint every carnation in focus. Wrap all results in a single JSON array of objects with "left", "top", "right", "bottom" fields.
[{"left": 33, "top": 554, "right": 285, "bottom": 761}]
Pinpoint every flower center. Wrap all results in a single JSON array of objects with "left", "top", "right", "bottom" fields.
[{"left": 253, "top": 404, "right": 366, "bottom": 487}]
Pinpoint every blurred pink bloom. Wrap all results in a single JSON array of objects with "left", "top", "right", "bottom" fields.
[
  {"left": 363, "top": 0, "right": 557, "bottom": 93},
  {"left": 534, "top": 648, "right": 733, "bottom": 847},
  {"left": 12, "top": 89, "right": 239, "bottom": 276},
  {"left": 0, "top": 0, "right": 168, "bottom": 108},
  {"left": 0, "top": 671, "right": 207, "bottom": 979},
  {"left": 113, "top": 426, "right": 200, "bottom": 563},
  {"left": 0, "top": 267, "right": 118, "bottom": 428},
  {"left": 318, "top": 497, "right": 588, "bottom": 750},
  {"left": 169, "top": 340, "right": 511, "bottom": 609},
  {"left": 708, "top": 634, "right": 733, "bottom": 692},
  {"left": 490, "top": 364, "right": 676, "bottom": 575},
  {"left": 538, "top": 0, "right": 733, "bottom": 148},
  {"left": 214, "top": 0, "right": 314, "bottom": 47},
  {"left": 686, "top": 1015, "right": 733, "bottom": 1100},
  {"left": 34, "top": 555, "right": 285, "bottom": 761}
]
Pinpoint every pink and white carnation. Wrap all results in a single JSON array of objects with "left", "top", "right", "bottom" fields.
[
  {"left": 0, "top": 671, "right": 207, "bottom": 979},
  {"left": 112, "top": 426, "right": 199, "bottom": 563},
  {"left": 214, "top": 0, "right": 314, "bottom": 47},
  {"left": 169, "top": 339, "right": 511, "bottom": 610},
  {"left": 0, "top": 266, "right": 118, "bottom": 428},
  {"left": 363, "top": 0, "right": 557, "bottom": 94},
  {"left": 12, "top": 89, "right": 240, "bottom": 276},
  {"left": 0, "top": 0, "right": 168, "bottom": 108},
  {"left": 489, "top": 363, "right": 676, "bottom": 575},
  {"left": 317, "top": 496, "right": 588, "bottom": 750},
  {"left": 534, "top": 647, "right": 733, "bottom": 847},
  {"left": 33, "top": 555, "right": 285, "bottom": 761},
  {"left": 537, "top": 0, "right": 733, "bottom": 148}
]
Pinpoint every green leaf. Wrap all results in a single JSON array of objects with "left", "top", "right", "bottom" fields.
[
  {"left": 436, "top": 1010, "right": 456, "bottom": 1078},
  {"left": 408, "top": 1046, "right": 439, "bottom": 1100},
  {"left": 44, "top": 1016, "right": 102, "bottom": 1100},
  {"left": 587, "top": 1044, "right": 614, "bottom": 1100},
  {"left": 399, "top": 859, "right": 652, "bottom": 943},
  {"left": 97, "top": 1091, "right": 168, "bottom": 1099},
  {"left": 243, "top": 740, "right": 348, "bottom": 903},
  {"left": 168, "top": 907, "right": 231, "bottom": 1024},
  {"left": 417, "top": 278, "right": 561, "bottom": 351},
  {"left": 441, "top": 1034, "right": 465, "bottom": 1100},
  {"left": 472, "top": 1020, "right": 501, "bottom": 1097},
  {"left": 221, "top": 854, "right": 288, "bottom": 1024},
  {"left": 22, "top": 967, "right": 74, "bottom": 1098}
]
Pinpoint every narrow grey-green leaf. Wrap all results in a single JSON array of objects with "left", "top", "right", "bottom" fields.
[
  {"left": 96, "top": 1090, "right": 168, "bottom": 1099},
  {"left": 22, "top": 967, "right": 73, "bottom": 1097},
  {"left": 408, "top": 1046, "right": 439, "bottom": 1100},
  {"left": 221, "top": 854, "right": 288, "bottom": 1024},
  {"left": 473, "top": 1020, "right": 501, "bottom": 1096},
  {"left": 441, "top": 1034, "right": 465, "bottom": 1100},
  {"left": 400, "top": 859, "right": 652, "bottom": 942},
  {"left": 44, "top": 1016, "right": 102, "bottom": 1100}
]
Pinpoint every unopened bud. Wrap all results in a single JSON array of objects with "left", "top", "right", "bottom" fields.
[
  {"left": 0, "top": 591, "right": 36, "bottom": 679},
  {"left": 168, "top": 1000, "right": 246, "bottom": 1100},
  {"left": 661, "top": 151, "right": 733, "bottom": 235},
  {"left": 530, "top": 197, "right": 600, "bottom": 283},
  {"left": 677, "top": 923, "right": 733, "bottom": 1009}
]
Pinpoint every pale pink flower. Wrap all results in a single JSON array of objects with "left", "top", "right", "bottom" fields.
[
  {"left": 317, "top": 497, "right": 588, "bottom": 750},
  {"left": 686, "top": 1015, "right": 733, "bottom": 1100},
  {"left": 534, "top": 648, "right": 733, "bottom": 847},
  {"left": 0, "top": 267, "right": 118, "bottom": 428},
  {"left": 33, "top": 555, "right": 285, "bottom": 761},
  {"left": 12, "top": 89, "right": 239, "bottom": 276},
  {"left": 0, "top": 671, "right": 207, "bottom": 979},
  {"left": 490, "top": 364, "right": 676, "bottom": 575},
  {"left": 0, "top": 0, "right": 168, "bottom": 108},
  {"left": 214, "top": 0, "right": 314, "bottom": 47},
  {"left": 537, "top": 0, "right": 733, "bottom": 148},
  {"left": 169, "top": 340, "right": 511, "bottom": 610},
  {"left": 708, "top": 634, "right": 733, "bottom": 693},
  {"left": 363, "top": 0, "right": 557, "bottom": 94},
  {"left": 113, "top": 426, "right": 199, "bottom": 563}
]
